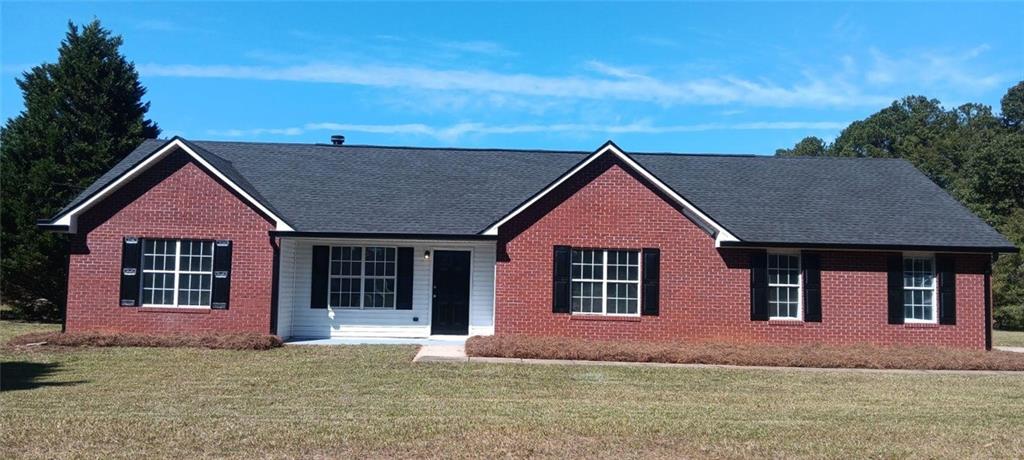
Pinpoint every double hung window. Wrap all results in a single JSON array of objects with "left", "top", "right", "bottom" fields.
[
  {"left": 141, "top": 239, "right": 214, "bottom": 307},
  {"left": 570, "top": 249, "right": 640, "bottom": 315},
  {"left": 328, "top": 246, "right": 397, "bottom": 309}
]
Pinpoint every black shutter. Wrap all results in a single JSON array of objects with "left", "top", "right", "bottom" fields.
[
  {"left": 396, "top": 247, "right": 414, "bottom": 310},
  {"left": 211, "top": 240, "right": 232, "bottom": 310},
  {"left": 119, "top": 236, "right": 141, "bottom": 307},
  {"left": 310, "top": 245, "right": 330, "bottom": 308},
  {"left": 641, "top": 248, "right": 660, "bottom": 316},
  {"left": 937, "top": 255, "right": 956, "bottom": 325},
  {"left": 552, "top": 246, "right": 571, "bottom": 313},
  {"left": 887, "top": 254, "right": 904, "bottom": 325},
  {"left": 802, "top": 252, "right": 822, "bottom": 322},
  {"left": 750, "top": 250, "right": 768, "bottom": 321}
]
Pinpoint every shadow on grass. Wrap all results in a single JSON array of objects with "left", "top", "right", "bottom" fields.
[{"left": 1, "top": 361, "right": 86, "bottom": 391}]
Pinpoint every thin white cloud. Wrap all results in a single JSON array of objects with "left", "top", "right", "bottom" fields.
[
  {"left": 208, "top": 127, "right": 305, "bottom": 137},
  {"left": 139, "top": 61, "right": 891, "bottom": 108},
  {"left": 583, "top": 60, "right": 650, "bottom": 80},
  {"left": 866, "top": 45, "right": 1005, "bottom": 91},
  {"left": 208, "top": 120, "right": 849, "bottom": 142},
  {"left": 831, "top": 14, "right": 866, "bottom": 43},
  {"left": 437, "top": 40, "right": 517, "bottom": 57}
]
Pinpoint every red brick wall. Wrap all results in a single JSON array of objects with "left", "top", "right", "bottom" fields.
[
  {"left": 66, "top": 149, "right": 275, "bottom": 334},
  {"left": 494, "top": 154, "right": 990, "bottom": 349}
]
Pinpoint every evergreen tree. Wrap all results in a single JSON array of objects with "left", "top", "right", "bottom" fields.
[{"left": 1, "top": 20, "right": 159, "bottom": 320}]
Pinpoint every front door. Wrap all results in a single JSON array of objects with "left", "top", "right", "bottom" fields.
[{"left": 431, "top": 250, "right": 471, "bottom": 335}]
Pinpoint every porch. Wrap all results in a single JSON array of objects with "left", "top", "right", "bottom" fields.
[{"left": 274, "top": 236, "right": 497, "bottom": 340}]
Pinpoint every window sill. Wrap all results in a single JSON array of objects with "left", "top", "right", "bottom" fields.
[
  {"left": 570, "top": 314, "right": 641, "bottom": 322},
  {"left": 138, "top": 307, "right": 212, "bottom": 314},
  {"left": 903, "top": 322, "right": 940, "bottom": 329},
  {"left": 768, "top": 319, "right": 804, "bottom": 326}
]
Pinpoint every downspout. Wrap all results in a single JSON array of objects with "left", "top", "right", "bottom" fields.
[
  {"left": 61, "top": 243, "right": 70, "bottom": 333},
  {"left": 269, "top": 236, "right": 281, "bottom": 336},
  {"left": 985, "top": 252, "right": 996, "bottom": 351}
]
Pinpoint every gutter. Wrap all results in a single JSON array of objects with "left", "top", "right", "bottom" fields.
[
  {"left": 36, "top": 219, "right": 71, "bottom": 233},
  {"left": 269, "top": 231, "right": 498, "bottom": 241},
  {"left": 718, "top": 241, "right": 1019, "bottom": 254}
]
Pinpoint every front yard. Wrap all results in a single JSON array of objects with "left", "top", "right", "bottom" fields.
[
  {"left": 995, "top": 329, "right": 1024, "bottom": 347},
  {"left": 2, "top": 321, "right": 1023, "bottom": 458}
]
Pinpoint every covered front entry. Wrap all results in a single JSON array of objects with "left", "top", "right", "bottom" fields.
[
  {"left": 431, "top": 250, "right": 471, "bottom": 335},
  {"left": 274, "top": 237, "right": 496, "bottom": 339}
]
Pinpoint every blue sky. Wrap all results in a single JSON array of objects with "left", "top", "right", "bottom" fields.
[{"left": 2, "top": 2, "right": 1021, "bottom": 154}]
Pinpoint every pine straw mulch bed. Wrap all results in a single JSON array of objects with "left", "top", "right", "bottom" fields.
[
  {"left": 5, "top": 331, "right": 283, "bottom": 351},
  {"left": 465, "top": 335, "right": 1024, "bottom": 371}
]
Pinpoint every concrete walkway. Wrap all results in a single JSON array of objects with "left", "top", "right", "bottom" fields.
[
  {"left": 289, "top": 335, "right": 467, "bottom": 346},
  {"left": 413, "top": 344, "right": 467, "bottom": 362},
  {"left": 995, "top": 346, "right": 1024, "bottom": 353},
  {"left": 413, "top": 344, "right": 1022, "bottom": 375}
]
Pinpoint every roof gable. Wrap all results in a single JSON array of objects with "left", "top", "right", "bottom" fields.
[
  {"left": 45, "top": 137, "right": 294, "bottom": 232},
  {"left": 480, "top": 141, "right": 739, "bottom": 246}
]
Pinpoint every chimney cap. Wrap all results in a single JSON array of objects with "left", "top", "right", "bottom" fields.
[{"left": 330, "top": 134, "right": 345, "bottom": 145}]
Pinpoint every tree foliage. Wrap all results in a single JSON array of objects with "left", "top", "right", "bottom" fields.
[
  {"left": 776, "top": 82, "right": 1024, "bottom": 330},
  {"left": 1, "top": 20, "right": 159, "bottom": 321},
  {"left": 774, "top": 136, "right": 828, "bottom": 157}
]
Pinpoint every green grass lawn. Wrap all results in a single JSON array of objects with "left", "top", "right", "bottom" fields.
[
  {"left": 2, "top": 321, "right": 1023, "bottom": 459},
  {"left": 994, "top": 329, "right": 1024, "bottom": 348}
]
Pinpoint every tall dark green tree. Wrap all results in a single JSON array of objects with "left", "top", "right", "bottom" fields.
[
  {"left": 1, "top": 20, "right": 159, "bottom": 320},
  {"left": 775, "top": 82, "right": 1024, "bottom": 330}
]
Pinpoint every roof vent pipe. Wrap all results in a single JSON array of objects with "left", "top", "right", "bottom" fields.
[{"left": 330, "top": 135, "right": 345, "bottom": 145}]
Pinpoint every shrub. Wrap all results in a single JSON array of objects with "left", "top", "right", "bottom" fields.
[
  {"left": 7, "top": 331, "right": 283, "bottom": 350},
  {"left": 994, "top": 303, "right": 1024, "bottom": 331},
  {"left": 465, "top": 335, "right": 1024, "bottom": 371},
  {"left": 2, "top": 298, "right": 62, "bottom": 323}
]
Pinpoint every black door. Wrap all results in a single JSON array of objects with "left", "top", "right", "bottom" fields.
[{"left": 431, "top": 250, "right": 471, "bottom": 335}]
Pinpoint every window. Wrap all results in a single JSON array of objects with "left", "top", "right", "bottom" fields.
[
  {"left": 141, "top": 239, "right": 213, "bottom": 307},
  {"left": 768, "top": 253, "right": 800, "bottom": 319},
  {"left": 571, "top": 249, "right": 640, "bottom": 315},
  {"left": 328, "top": 246, "right": 396, "bottom": 309},
  {"left": 903, "top": 256, "right": 936, "bottom": 323}
]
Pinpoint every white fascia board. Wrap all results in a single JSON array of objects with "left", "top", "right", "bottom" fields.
[
  {"left": 481, "top": 142, "right": 739, "bottom": 245},
  {"left": 50, "top": 138, "right": 294, "bottom": 233}
]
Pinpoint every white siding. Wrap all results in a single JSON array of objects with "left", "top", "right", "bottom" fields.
[
  {"left": 279, "top": 237, "right": 496, "bottom": 339},
  {"left": 274, "top": 238, "right": 297, "bottom": 339}
]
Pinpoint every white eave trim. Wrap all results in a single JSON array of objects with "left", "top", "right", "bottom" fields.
[
  {"left": 481, "top": 142, "right": 739, "bottom": 246},
  {"left": 49, "top": 138, "right": 294, "bottom": 233}
]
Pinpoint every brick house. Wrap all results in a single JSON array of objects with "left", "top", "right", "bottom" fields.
[{"left": 39, "top": 137, "right": 1017, "bottom": 349}]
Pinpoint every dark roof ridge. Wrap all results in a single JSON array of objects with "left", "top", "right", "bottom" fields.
[
  {"left": 191, "top": 138, "right": 760, "bottom": 157},
  {"left": 315, "top": 142, "right": 592, "bottom": 155},
  {"left": 150, "top": 138, "right": 915, "bottom": 161}
]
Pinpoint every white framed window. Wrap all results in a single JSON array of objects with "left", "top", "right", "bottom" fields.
[
  {"left": 141, "top": 239, "right": 214, "bottom": 307},
  {"left": 903, "top": 255, "right": 936, "bottom": 323},
  {"left": 571, "top": 249, "right": 640, "bottom": 316},
  {"left": 767, "top": 253, "right": 801, "bottom": 320},
  {"left": 328, "top": 246, "right": 397, "bottom": 309}
]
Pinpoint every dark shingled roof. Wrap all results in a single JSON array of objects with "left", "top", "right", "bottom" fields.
[{"left": 53, "top": 138, "right": 1016, "bottom": 251}]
